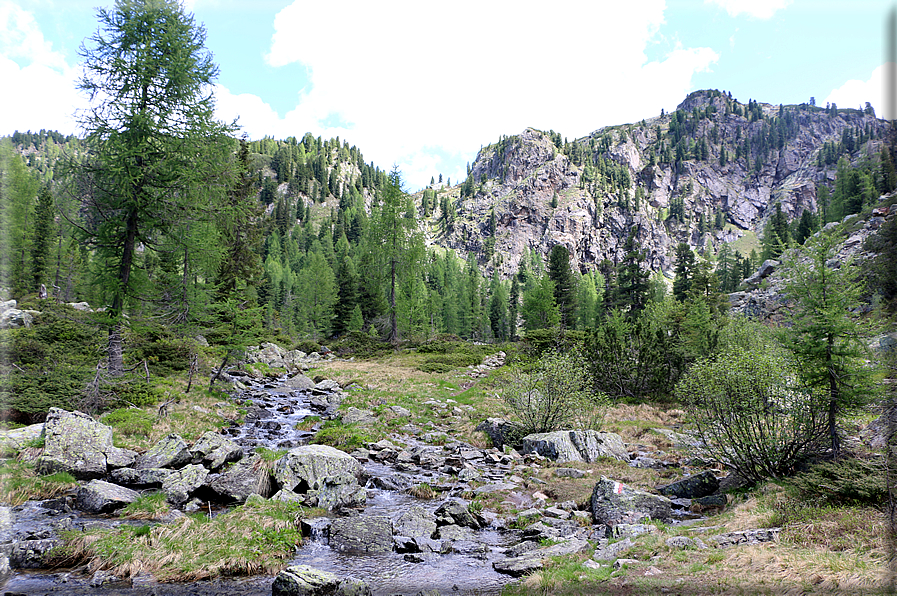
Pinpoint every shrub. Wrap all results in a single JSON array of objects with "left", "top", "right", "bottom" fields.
[
  {"left": 676, "top": 346, "right": 829, "bottom": 484},
  {"left": 330, "top": 331, "right": 392, "bottom": 358},
  {"left": 502, "top": 352, "right": 609, "bottom": 435},
  {"left": 786, "top": 457, "right": 887, "bottom": 507},
  {"left": 293, "top": 340, "right": 321, "bottom": 354}
]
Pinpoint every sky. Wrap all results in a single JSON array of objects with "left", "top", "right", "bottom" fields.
[{"left": 1, "top": 0, "right": 893, "bottom": 190}]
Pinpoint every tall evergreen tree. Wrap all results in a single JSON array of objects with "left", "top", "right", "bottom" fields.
[
  {"left": 75, "top": 0, "right": 232, "bottom": 375},
  {"left": 547, "top": 244, "right": 576, "bottom": 329},
  {"left": 672, "top": 242, "right": 695, "bottom": 301},
  {"left": 616, "top": 227, "right": 650, "bottom": 315}
]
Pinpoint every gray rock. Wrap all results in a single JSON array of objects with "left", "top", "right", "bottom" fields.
[
  {"left": 435, "top": 524, "right": 475, "bottom": 541},
  {"left": 208, "top": 455, "right": 272, "bottom": 503},
  {"left": 392, "top": 505, "right": 437, "bottom": 539},
  {"left": 162, "top": 463, "right": 209, "bottom": 505},
  {"left": 434, "top": 498, "right": 484, "bottom": 529},
  {"left": 0, "top": 308, "right": 33, "bottom": 329},
  {"left": 657, "top": 471, "right": 719, "bottom": 499},
  {"left": 37, "top": 408, "right": 137, "bottom": 479},
  {"left": 614, "top": 558, "right": 639, "bottom": 570},
  {"left": 284, "top": 373, "right": 315, "bottom": 390},
  {"left": 593, "top": 537, "right": 634, "bottom": 561},
  {"left": 492, "top": 555, "right": 543, "bottom": 577},
  {"left": 329, "top": 516, "right": 393, "bottom": 554},
  {"left": 591, "top": 476, "right": 673, "bottom": 526},
  {"left": 273, "top": 444, "right": 363, "bottom": 493},
  {"left": 475, "top": 418, "right": 525, "bottom": 450},
  {"left": 521, "top": 430, "right": 628, "bottom": 463},
  {"left": 341, "top": 407, "right": 376, "bottom": 426},
  {"left": 666, "top": 536, "right": 707, "bottom": 549},
  {"left": 190, "top": 431, "right": 243, "bottom": 470},
  {"left": 272, "top": 564, "right": 372, "bottom": 596},
  {"left": 136, "top": 433, "right": 192, "bottom": 470},
  {"left": 271, "top": 489, "right": 305, "bottom": 504},
  {"left": 0, "top": 422, "right": 43, "bottom": 454},
  {"left": 306, "top": 477, "right": 366, "bottom": 512},
  {"left": 109, "top": 467, "right": 173, "bottom": 487},
  {"left": 8, "top": 538, "right": 59, "bottom": 568},
  {"left": 77, "top": 480, "right": 140, "bottom": 513},
  {"left": 711, "top": 528, "right": 780, "bottom": 548},
  {"left": 612, "top": 524, "right": 657, "bottom": 539}
]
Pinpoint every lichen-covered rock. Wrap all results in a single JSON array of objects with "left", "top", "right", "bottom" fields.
[
  {"left": 657, "top": 471, "right": 719, "bottom": 499},
  {"left": 162, "top": 464, "right": 209, "bottom": 505},
  {"left": 434, "top": 498, "right": 484, "bottom": 529},
  {"left": 305, "top": 477, "right": 366, "bottom": 512},
  {"left": 475, "top": 418, "right": 525, "bottom": 451},
  {"left": 272, "top": 565, "right": 372, "bottom": 596},
  {"left": 273, "top": 444, "right": 363, "bottom": 493},
  {"left": 341, "top": 407, "right": 376, "bottom": 426},
  {"left": 190, "top": 431, "right": 243, "bottom": 470},
  {"left": 207, "top": 455, "right": 271, "bottom": 503},
  {"left": 392, "top": 505, "right": 438, "bottom": 539},
  {"left": 109, "top": 467, "right": 172, "bottom": 487},
  {"left": 0, "top": 308, "right": 33, "bottom": 329},
  {"left": 36, "top": 409, "right": 136, "bottom": 479},
  {"left": 329, "top": 516, "right": 393, "bottom": 554},
  {"left": 591, "top": 476, "right": 673, "bottom": 527},
  {"left": 136, "top": 434, "right": 192, "bottom": 470},
  {"left": 0, "top": 422, "right": 44, "bottom": 454},
  {"left": 77, "top": 480, "right": 140, "bottom": 513},
  {"left": 521, "top": 430, "right": 628, "bottom": 463},
  {"left": 284, "top": 373, "right": 315, "bottom": 389}
]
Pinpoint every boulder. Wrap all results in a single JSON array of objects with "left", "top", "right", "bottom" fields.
[
  {"left": 521, "top": 430, "right": 628, "bottom": 463},
  {"left": 591, "top": 476, "right": 673, "bottom": 527},
  {"left": 328, "top": 516, "right": 393, "bottom": 554},
  {"left": 207, "top": 455, "right": 272, "bottom": 503},
  {"left": 0, "top": 308, "right": 32, "bottom": 329},
  {"left": 136, "top": 434, "right": 192, "bottom": 470},
  {"left": 77, "top": 480, "right": 140, "bottom": 513},
  {"left": 272, "top": 565, "right": 372, "bottom": 596},
  {"left": 434, "top": 498, "right": 484, "bottom": 529},
  {"left": 284, "top": 373, "right": 315, "bottom": 390},
  {"left": 190, "top": 431, "right": 243, "bottom": 470},
  {"left": 0, "top": 422, "right": 44, "bottom": 454},
  {"left": 656, "top": 471, "right": 719, "bottom": 499},
  {"left": 273, "top": 444, "right": 363, "bottom": 493},
  {"left": 492, "top": 556, "right": 543, "bottom": 577},
  {"left": 162, "top": 464, "right": 209, "bottom": 505},
  {"left": 306, "top": 477, "right": 366, "bottom": 512},
  {"left": 392, "top": 505, "right": 438, "bottom": 539},
  {"left": 475, "top": 418, "right": 525, "bottom": 450},
  {"left": 109, "top": 467, "right": 173, "bottom": 487},
  {"left": 37, "top": 409, "right": 137, "bottom": 479},
  {"left": 341, "top": 407, "right": 376, "bottom": 426}
]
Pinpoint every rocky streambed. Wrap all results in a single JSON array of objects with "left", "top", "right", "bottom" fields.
[{"left": 0, "top": 365, "right": 747, "bottom": 596}]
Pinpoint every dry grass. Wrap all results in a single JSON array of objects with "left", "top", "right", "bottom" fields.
[{"left": 0, "top": 460, "right": 78, "bottom": 506}]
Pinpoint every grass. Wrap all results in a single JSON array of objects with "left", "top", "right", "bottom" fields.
[
  {"left": 120, "top": 491, "right": 170, "bottom": 520},
  {"left": 0, "top": 460, "right": 78, "bottom": 506},
  {"left": 51, "top": 499, "right": 326, "bottom": 581}
]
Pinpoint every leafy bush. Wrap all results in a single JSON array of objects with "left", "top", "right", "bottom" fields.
[
  {"left": 502, "top": 352, "right": 609, "bottom": 434},
  {"left": 330, "top": 331, "right": 393, "bottom": 358},
  {"left": 676, "top": 346, "right": 829, "bottom": 484},
  {"left": 418, "top": 362, "right": 454, "bottom": 374}
]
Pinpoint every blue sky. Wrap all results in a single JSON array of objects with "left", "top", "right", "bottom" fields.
[{"left": 1, "top": 0, "right": 892, "bottom": 190}]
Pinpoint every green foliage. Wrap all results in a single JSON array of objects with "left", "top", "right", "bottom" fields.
[
  {"left": 502, "top": 352, "right": 608, "bottom": 434},
  {"left": 311, "top": 421, "right": 374, "bottom": 451},
  {"left": 677, "top": 346, "right": 829, "bottom": 483},
  {"left": 779, "top": 228, "right": 878, "bottom": 456},
  {"left": 331, "top": 330, "right": 393, "bottom": 358},
  {"left": 293, "top": 339, "right": 322, "bottom": 354},
  {"left": 101, "top": 408, "right": 155, "bottom": 437},
  {"left": 786, "top": 457, "right": 887, "bottom": 507},
  {"left": 107, "top": 380, "right": 164, "bottom": 408}
]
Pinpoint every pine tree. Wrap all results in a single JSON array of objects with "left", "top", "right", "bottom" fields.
[
  {"left": 616, "top": 227, "right": 650, "bottom": 314},
  {"left": 672, "top": 242, "right": 695, "bottom": 301},
  {"left": 547, "top": 244, "right": 576, "bottom": 329}
]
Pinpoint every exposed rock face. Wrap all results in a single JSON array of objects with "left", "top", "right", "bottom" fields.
[
  {"left": 521, "top": 430, "right": 628, "bottom": 463},
  {"left": 591, "top": 476, "right": 673, "bottom": 527},
  {"left": 433, "top": 92, "right": 888, "bottom": 282},
  {"left": 109, "top": 467, "right": 172, "bottom": 488},
  {"left": 36, "top": 409, "right": 137, "bottom": 479}
]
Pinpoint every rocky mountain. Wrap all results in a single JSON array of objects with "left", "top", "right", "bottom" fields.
[{"left": 423, "top": 90, "right": 891, "bottom": 279}]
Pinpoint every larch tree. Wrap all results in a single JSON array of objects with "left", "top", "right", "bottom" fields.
[{"left": 75, "top": 0, "right": 232, "bottom": 375}]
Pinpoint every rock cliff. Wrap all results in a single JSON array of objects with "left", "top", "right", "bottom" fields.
[{"left": 422, "top": 90, "right": 890, "bottom": 279}]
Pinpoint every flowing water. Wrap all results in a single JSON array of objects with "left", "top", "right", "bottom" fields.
[{"left": 3, "top": 376, "right": 520, "bottom": 596}]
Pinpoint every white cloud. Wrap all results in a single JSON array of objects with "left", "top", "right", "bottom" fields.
[
  {"left": 214, "top": 0, "right": 718, "bottom": 189},
  {"left": 705, "top": 0, "right": 791, "bottom": 19},
  {"left": 824, "top": 64, "right": 888, "bottom": 119},
  {"left": 0, "top": 1, "right": 83, "bottom": 135}
]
